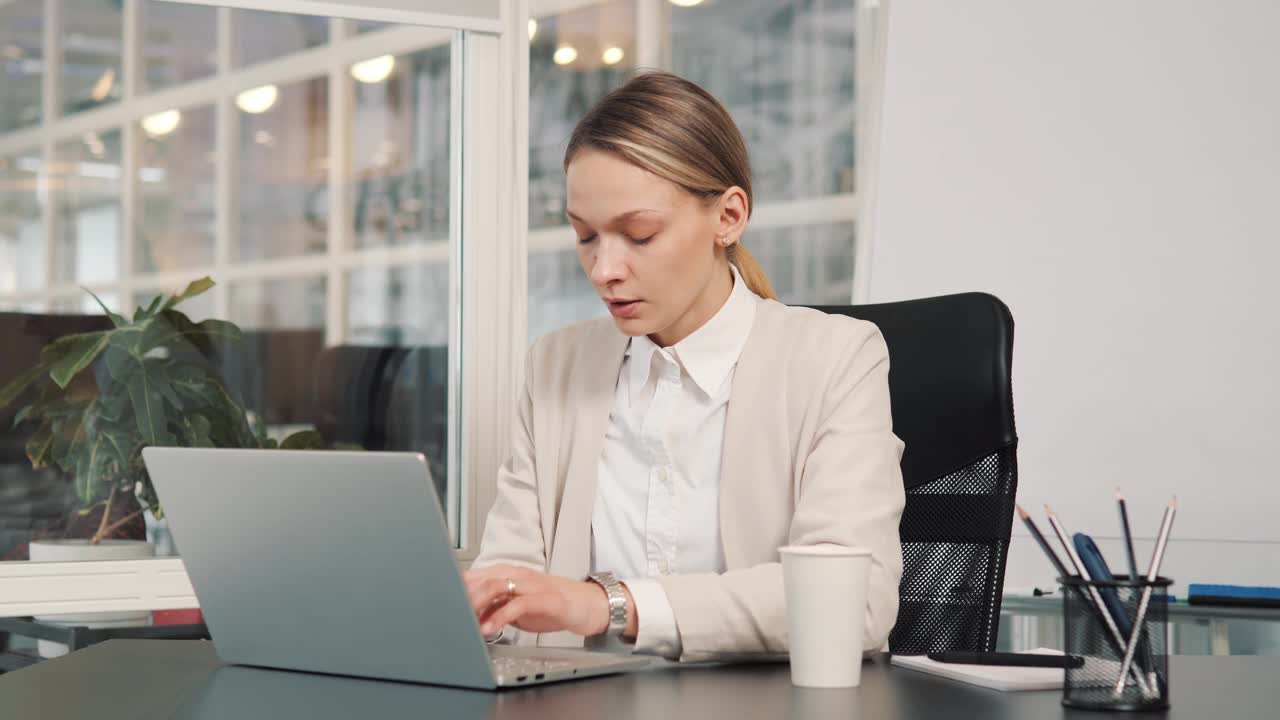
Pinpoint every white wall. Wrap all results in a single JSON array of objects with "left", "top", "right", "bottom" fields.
[{"left": 870, "top": 0, "right": 1280, "bottom": 593}]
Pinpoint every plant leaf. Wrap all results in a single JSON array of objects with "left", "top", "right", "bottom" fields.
[
  {"left": 84, "top": 287, "right": 128, "bottom": 328},
  {"left": 39, "top": 329, "right": 105, "bottom": 362},
  {"left": 102, "top": 428, "right": 135, "bottom": 473},
  {"left": 48, "top": 332, "right": 112, "bottom": 389},
  {"left": 183, "top": 413, "right": 214, "bottom": 448},
  {"left": 12, "top": 403, "right": 36, "bottom": 428},
  {"left": 247, "top": 410, "right": 268, "bottom": 445},
  {"left": 0, "top": 359, "right": 54, "bottom": 410},
  {"left": 25, "top": 426, "right": 54, "bottom": 468},
  {"left": 102, "top": 340, "right": 137, "bottom": 384},
  {"left": 134, "top": 294, "right": 165, "bottom": 323},
  {"left": 96, "top": 392, "right": 128, "bottom": 423},
  {"left": 49, "top": 416, "right": 78, "bottom": 473},
  {"left": 126, "top": 369, "right": 170, "bottom": 446},
  {"left": 16, "top": 395, "right": 92, "bottom": 430},
  {"left": 279, "top": 429, "right": 324, "bottom": 450},
  {"left": 161, "top": 277, "right": 216, "bottom": 312},
  {"left": 74, "top": 434, "right": 109, "bottom": 505},
  {"left": 155, "top": 309, "right": 212, "bottom": 357},
  {"left": 138, "top": 314, "right": 182, "bottom": 356},
  {"left": 170, "top": 365, "right": 225, "bottom": 408},
  {"left": 144, "top": 313, "right": 242, "bottom": 359},
  {"left": 189, "top": 318, "right": 243, "bottom": 350},
  {"left": 144, "top": 360, "right": 185, "bottom": 412}
]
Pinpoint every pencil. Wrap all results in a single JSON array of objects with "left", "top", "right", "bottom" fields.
[
  {"left": 1113, "top": 496, "right": 1177, "bottom": 697},
  {"left": 1016, "top": 504, "right": 1073, "bottom": 581},
  {"left": 1045, "top": 504, "right": 1155, "bottom": 698},
  {"left": 1117, "top": 489, "right": 1158, "bottom": 687}
]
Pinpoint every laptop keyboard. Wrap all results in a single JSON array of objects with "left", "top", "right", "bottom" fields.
[{"left": 491, "top": 656, "right": 578, "bottom": 679}]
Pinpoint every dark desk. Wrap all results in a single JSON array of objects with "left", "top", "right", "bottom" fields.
[{"left": 2, "top": 640, "right": 1278, "bottom": 719}]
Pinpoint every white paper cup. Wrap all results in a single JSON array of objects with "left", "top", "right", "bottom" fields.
[{"left": 780, "top": 545, "right": 872, "bottom": 688}]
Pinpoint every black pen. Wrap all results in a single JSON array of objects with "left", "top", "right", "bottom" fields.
[
  {"left": 926, "top": 651, "right": 1084, "bottom": 669},
  {"left": 1116, "top": 489, "right": 1140, "bottom": 582}
]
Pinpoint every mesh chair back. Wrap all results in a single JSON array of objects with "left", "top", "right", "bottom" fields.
[
  {"left": 311, "top": 345, "right": 449, "bottom": 497},
  {"left": 811, "top": 293, "right": 1017, "bottom": 653}
]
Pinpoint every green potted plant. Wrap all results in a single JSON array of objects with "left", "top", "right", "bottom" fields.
[{"left": 0, "top": 278, "right": 322, "bottom": 655}]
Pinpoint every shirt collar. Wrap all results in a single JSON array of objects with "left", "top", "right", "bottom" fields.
[{"left": 624, "top": 264, "right": 759, "bottom": 402}]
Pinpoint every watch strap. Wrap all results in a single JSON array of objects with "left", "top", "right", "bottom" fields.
[{"left": 588, "top": 571, "right": 628, "bottom": 637}]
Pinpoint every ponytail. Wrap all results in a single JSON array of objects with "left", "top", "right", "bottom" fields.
[{"left": 728, "top": 244, "right": 777, "bottom": 300}]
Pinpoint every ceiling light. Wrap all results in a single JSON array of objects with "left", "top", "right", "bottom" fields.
[
  {"left": 351, "top": 54, "right": 395, "bottom": 84},
  {"left": 83, "top": 131, "right": 105, "bottom": 157},
  {"left": 528, "top": 18, "right": 537, "bottom": 41},
  {"left": 236, "top": 84, "right": 278, "bottom": 114},
  {"left": 602, "top": 46, "right": 625, "bottom": 65},
  {"left": 553, "top": 45, "right": 578, "bottom": 65},
  {"left": 90, "top": 68, "right": 115, "bottom": 102},
  {"left": 669, "top": 0, "right": 705, "bottom": 6},
  {"left": 141, "top": 109, "right": 181, "bottom": 137}
]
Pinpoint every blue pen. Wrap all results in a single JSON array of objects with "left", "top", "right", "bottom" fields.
[{"left": 1073, "top": 533, "right": 1132, "bottom": 638}]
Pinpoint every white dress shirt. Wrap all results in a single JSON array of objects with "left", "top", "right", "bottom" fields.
[{"left": 590, "top": 266, "right": 758, "bottom": 659}]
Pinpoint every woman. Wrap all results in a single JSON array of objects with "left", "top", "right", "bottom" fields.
[{"left": 466, "top": 72, "right": 905, "bottom": 662}]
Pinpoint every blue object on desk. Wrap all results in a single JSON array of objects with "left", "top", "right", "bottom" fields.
[
  {"left": 1188, "top": 584, "right": 1280, "bottom": 608},
  {"left": 1073, "top": 532, "right": 1132, "bottom": 637}
]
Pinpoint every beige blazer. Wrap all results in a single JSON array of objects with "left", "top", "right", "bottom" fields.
[{"left": 474, "top": 299, "right": 906, "bottom": 662}]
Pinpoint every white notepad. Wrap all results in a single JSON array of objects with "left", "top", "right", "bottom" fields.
[{"left": 890, "top": 648, "right": 1066, "bottom": 691}]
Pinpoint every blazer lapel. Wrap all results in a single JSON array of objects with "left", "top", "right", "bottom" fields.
[
  {"left": 547, "top": 323, "right": 628, "bottom": 581},
  {"left": 718, "top": 300, "right": 781, "bottom": 569}
]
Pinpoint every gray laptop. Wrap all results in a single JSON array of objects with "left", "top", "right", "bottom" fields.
[{"left": 142, "top": 447, "right": 649, "bottom": 689}]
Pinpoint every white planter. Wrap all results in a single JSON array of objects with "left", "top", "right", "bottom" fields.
[
  {"left": 28, "top": 538, "right": 156, "bottom": 658},
  {"left": 143, "top": 510, "right": 177, "bottom": 557}
]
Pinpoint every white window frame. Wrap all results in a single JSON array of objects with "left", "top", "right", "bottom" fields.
[
  {"left": 853, "top": 0, "right": 888, "bottom": 304},
  {"left": 0, "top": 0, "right": 529, "bottom": 613}
]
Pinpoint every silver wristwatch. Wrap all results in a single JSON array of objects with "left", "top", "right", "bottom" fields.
[{"left": 587, "top": 571, "right": 628, "bottom": 638}]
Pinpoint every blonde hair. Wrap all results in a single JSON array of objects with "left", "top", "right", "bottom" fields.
[{"left": 564, "top": 71, "right": 777, "bottom": 300}]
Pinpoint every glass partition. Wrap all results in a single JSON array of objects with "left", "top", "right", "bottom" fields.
[{"left": 0, "top": 2, "right": 466, "bottom": 627}]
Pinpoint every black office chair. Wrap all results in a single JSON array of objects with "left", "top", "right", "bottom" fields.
[
  {"left": 811, "top": 293, "right": 1018, "bottom": 653},
  {"left": 311, "top": 344, "right": 450, "bottom": 501}
]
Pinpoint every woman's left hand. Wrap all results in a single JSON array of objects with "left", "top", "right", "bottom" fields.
[{"left": 464, "top": 564, "right": 610, "bottom": 638}]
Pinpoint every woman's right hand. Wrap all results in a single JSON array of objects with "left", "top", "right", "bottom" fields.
[{"left": 463, "top": 564, "right": 613, "bottom": 639}]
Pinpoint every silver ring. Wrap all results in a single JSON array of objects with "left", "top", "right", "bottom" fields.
[{"left": 505, "top": 578, "right": 517, "bottom": 597}]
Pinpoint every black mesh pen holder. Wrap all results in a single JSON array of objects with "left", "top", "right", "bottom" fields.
[{"left": 1060, "top": 575, "right": 1172, "bottom": 712}]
